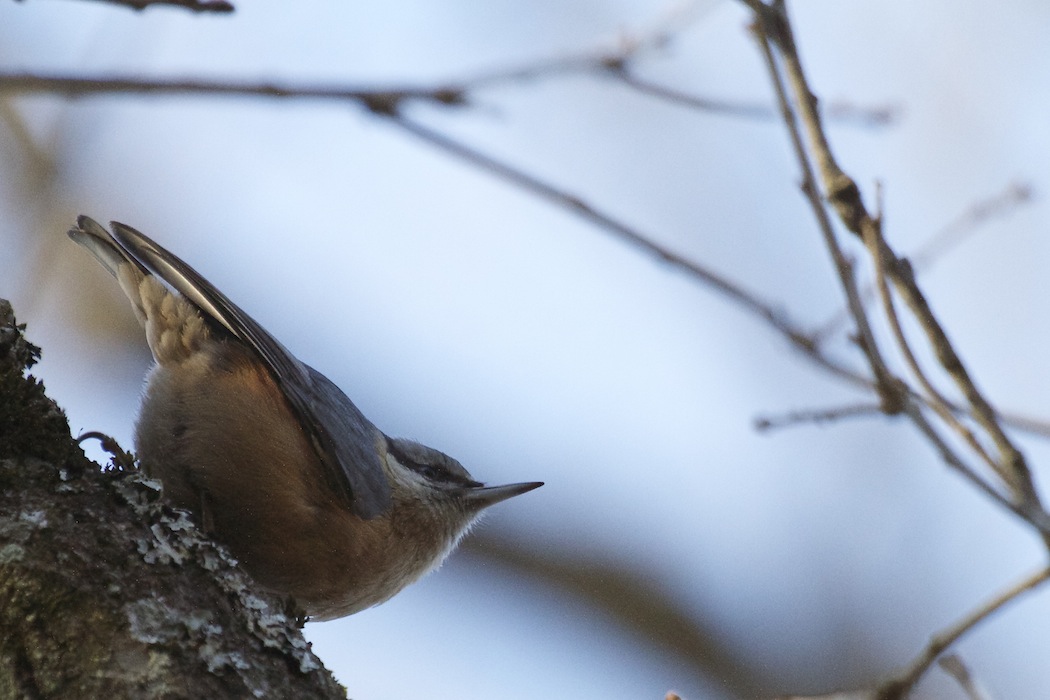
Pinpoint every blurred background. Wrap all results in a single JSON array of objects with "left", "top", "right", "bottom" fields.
[{"left": 3, "top": 1, "right": 1050, "bottom": 698}]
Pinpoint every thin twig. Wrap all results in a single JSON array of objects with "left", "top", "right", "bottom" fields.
[
  {"left": 379, "top": 110, "right": 1050, "bottom": 457},
  {"left": 995, "top": 410, "right": 1050, "bottom": 438},
  {"left": 743, "top": 0, "right": 1050, "bottom": 550},
  {"left": 381, "top": 115, "right": 778, "bottom": 323},
  {"left": 899, "top": 404, "right": 1015, "bottom": 518},
  {"left": 902, "top": 399, "right": 1050, "bottom": 535},
  {"left": 0, "top": 8, "right": 895, "bottom": 129},
  {"left": 878, "top": 567, "right": 1050, "bottom": 700},
  {"left": 612, "top": 68, "right": 777, "bottom": 120},
  {"left": 439, "top": 4, "right": 705, "bottom": 94},
  {"left": 750, "top": 15, "right": 903, "bottom": 415},
  {"left": 753, "top": 403, "right": 882, "bottom": 432},
  {"left": 611, "top": 67, "right": 896, "bottom": 126},
  {"left": 0, "top": 69, "right": 882, "bottom": 401},
  {"left": 938, "top": 655, "right": 993, "bottom": 700},
  {"left": 9, "top": 5, "right": 1047, "bottom": 511},
  {"left": 455, "top": 34, "right": 662, "bottom": 90},
  {"left": 861, "top": 200, "right": 1003, "bottom": 481},
  {"left": 883, "top": 247, "right": 1037, "bottom": 501},
  {"left": 747, "top": 0, "right": 1045, "bottom": 527},
  {"left": 379, "top": 111, "right": 875, "bottom": 388},
  {"left": 0, "top": 73, "right": 467, "bottom": 112},
  {"left": 813, "top": 181, "right": 1035, "bottom": 343},
  {"left": 76, "top": 431, "right": 136, "bottom": 471},
  {"left": 59, "top": 0, "right": 234, "bottom": 12},
  {"left": 0, "top": 68, "right": 890, "bottom": 128}
]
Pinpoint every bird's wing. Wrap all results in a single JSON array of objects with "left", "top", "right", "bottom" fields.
[{"left": 103, "top": 218, "right": 392, "bottom": 519}]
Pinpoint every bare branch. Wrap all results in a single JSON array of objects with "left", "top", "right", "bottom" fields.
[
  {"left": 0, "top": 67, "right": 885, "bottom": 406},
  {"left": 384, "top": 116, "right": 783, "bottom": 328},
  {"left": 750, "top": 14, "right": 904, "bottom": 416},
  {"left": 748, "top": 0, "right": 1046, "bottom": 534},
  {"left": 938, "top": 655, "right": 994, "bottom": 700},
  {"left": 609, "top": 67, "right": 896, "bottom": 125},
  {"left": 8, "top": 0, "right": 1046, "bottom": 537},
  {"left": 455, "top": 24, "right": 894, "bottom": 126},
  {"left": 753, "top": 403, "right": 882, "bottom": 432},
  {"left": 888, "top": 239, "right": 1037, "bottom": 501},
  {"left": 861, "top": 200, "right": 1002, "bottom": 480},
  {"left": 878, "top": 567, "right": 1050, "bottom": 700},
  {"left": 610, "top": 67, "right": 777, "bottom": 120},
  {"left": 0, "top": 13, "right": 895, "bottom": 128},
  {"left": 898, "top": 403, "right": 1017, "bottom": 518},
  {"left": 53, "top": 0, "right": 235, "bottom": 12},
  {"left": 994, "top": 410, "right": 1050, "bottom": 439},
  {"left": 813, "top": 180, "right": 1035, "bottom": 343},
  {"left": 377, "top": 111, "right": 890, "bottom": 398},
  {"left": 0, "top": 72, "right": 466, "bottom": 112}
]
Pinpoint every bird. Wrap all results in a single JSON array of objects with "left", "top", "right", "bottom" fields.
[{"left": 68, "top": 215, "right": 542, "bottom": 620}]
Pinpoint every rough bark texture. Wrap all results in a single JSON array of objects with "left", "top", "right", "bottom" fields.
[{"left": 0, "top": 299, "right": 347, "bottom": 700}]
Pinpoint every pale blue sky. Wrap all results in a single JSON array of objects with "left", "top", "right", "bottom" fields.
[{"left": 4, "top": 2, "right": 1050, "bottom": 698}]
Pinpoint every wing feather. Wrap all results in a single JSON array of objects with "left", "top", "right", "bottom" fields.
[{"left": 105, "top": 220, "right": 392, "bottom": 519}]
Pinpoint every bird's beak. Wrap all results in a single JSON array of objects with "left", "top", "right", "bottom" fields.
[{"left": 462, "top": 481, "right": 543, "bottom": 509}]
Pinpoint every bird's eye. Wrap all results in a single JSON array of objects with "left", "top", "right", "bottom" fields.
[{"left": 417, "top": 463, "right": 449, "bottom": 481}]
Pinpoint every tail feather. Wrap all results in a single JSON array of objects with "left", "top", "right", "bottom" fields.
[
  {"left": 67, "top": 214, "right": 393, "bottom": 519},
  {"left": 68, "top": 215, "right": 149, "bottom": 280},
  {"left": 69, "top": 215, "right": 156, "bottom": 326}
]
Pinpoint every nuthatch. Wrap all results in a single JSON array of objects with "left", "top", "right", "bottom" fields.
[{"left": 69, "top": 216, "right": 542, "bottom": 620}]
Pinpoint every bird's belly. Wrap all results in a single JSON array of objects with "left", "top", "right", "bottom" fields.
[{"left": 134, "top": 355, "right": 397, "bottom": 618}]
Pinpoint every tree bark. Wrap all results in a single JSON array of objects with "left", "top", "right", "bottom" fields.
[{"left": 0, "top": 299, "right": 346, "bottom": 700}]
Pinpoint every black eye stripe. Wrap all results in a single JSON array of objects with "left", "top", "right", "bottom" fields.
[
  {"left": 412, "top": 461, "right": 481, "bottom": 487},
  {"left": 416, "top": 463, "right": 448, "bottom": 480},
  {"left": 386, "top": 438, "right": 483, "bottom": 488},
  {"left": 388, "top": 444, "right": 479, "bottom": 487}
]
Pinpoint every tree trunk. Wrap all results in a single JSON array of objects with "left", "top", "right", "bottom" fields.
[{"left": 0, "top": 299, "right": 346, "bottom": 700}]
